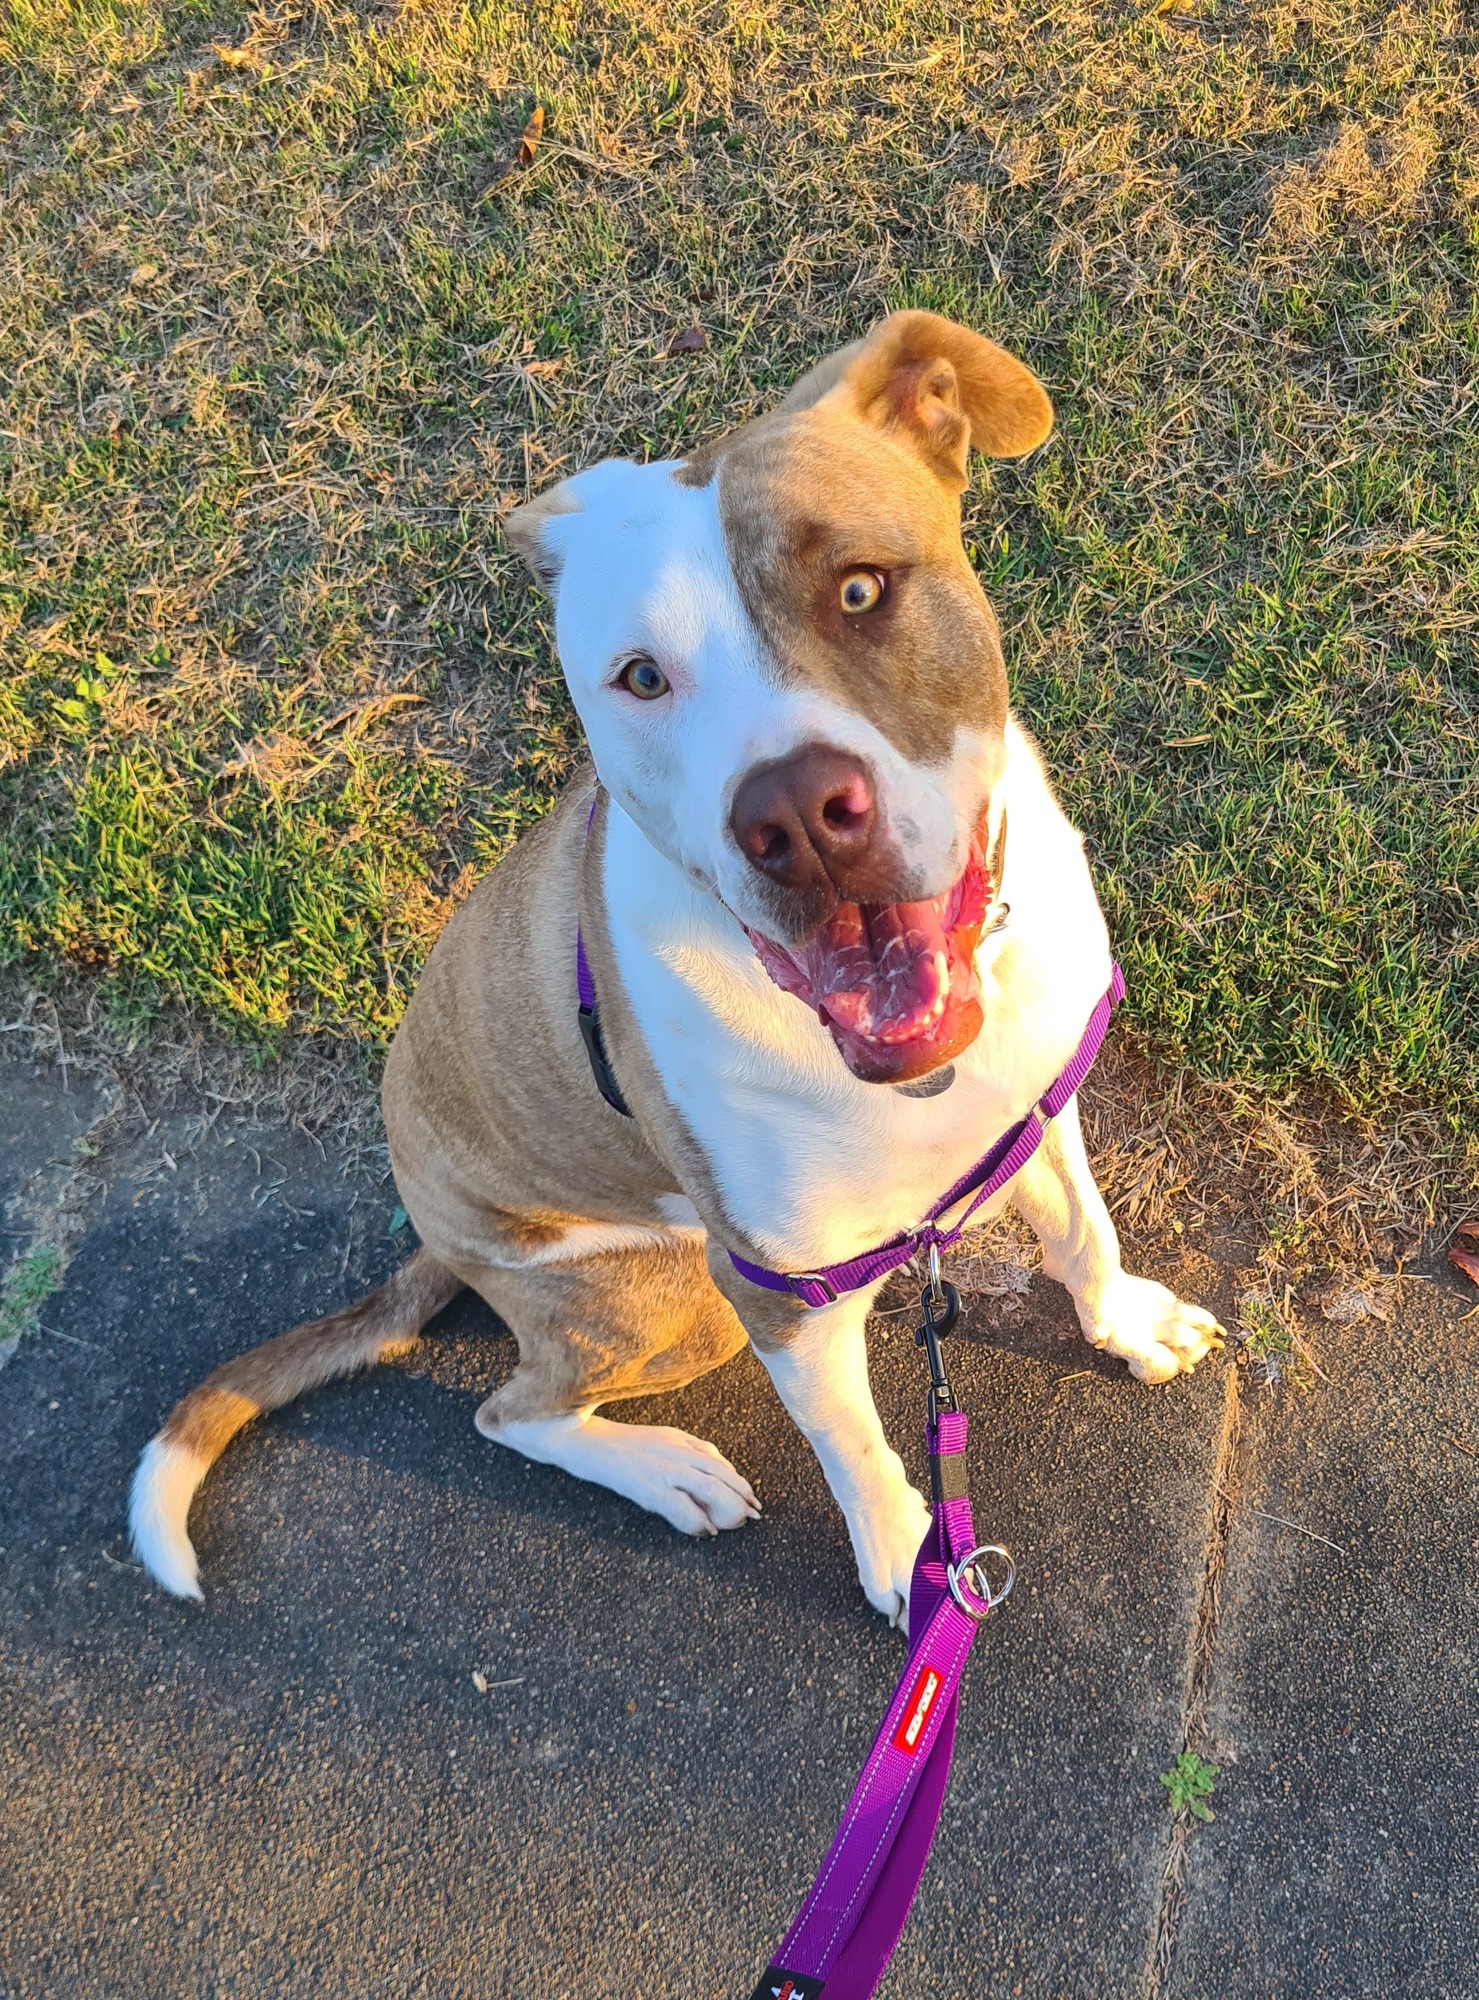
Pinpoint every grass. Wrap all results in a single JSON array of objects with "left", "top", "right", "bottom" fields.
[
  {"left": 1, "top": 0, "right": 1475, "bottom": 1148},
  {"left": 0, "top": 1244, "right": 64, "bottom": 1360},
  {"left": 1235, "top": 1289, "right": 1316, "bottom": 1389}
]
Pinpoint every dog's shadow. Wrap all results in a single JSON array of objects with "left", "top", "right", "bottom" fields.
[
  {"left": 228, "top": 1271, "right": 1126, "bottom": 1621},
  {"left": 873, "top": 1266, "right": 1109, "bottom": 1364},
  {"left": 177, "top": 1232, "right": 1209, "bottom": 1649},
  {"left": 221, "top": 1284, "right": 868, "bottom": 1633}
]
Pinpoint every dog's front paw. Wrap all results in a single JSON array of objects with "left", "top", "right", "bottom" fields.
[
  {"left": 849, "top": 1477, "right": 932, "bottom": 1634},
  {"left": 1080, "top": 1273, "right": 1224, "bottom": 1383}
]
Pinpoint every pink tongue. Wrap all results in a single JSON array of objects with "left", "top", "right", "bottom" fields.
[{"left": 813, "top": 898, "right": 951, "bottom": 1045}]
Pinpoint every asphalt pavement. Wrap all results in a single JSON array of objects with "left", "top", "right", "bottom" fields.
[{"left": 1, "top": 1050, "right": 1474, "bottom": 1998}]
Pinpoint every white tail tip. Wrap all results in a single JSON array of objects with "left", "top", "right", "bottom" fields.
[{"left": 129, "top": 1436, "right": 208, "bottom": 1600}]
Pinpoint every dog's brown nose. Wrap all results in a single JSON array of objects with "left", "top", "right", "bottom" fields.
[{"left": 730, "top": 746, "right": 884, "bottom": 897}]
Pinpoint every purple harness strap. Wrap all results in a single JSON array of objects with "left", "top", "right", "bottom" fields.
[
  {"left": 575, "top": 797, "right": 633, "bottom": 1118},
  {"left": 730, "top": 964, "right": 1126, "bottom": 1309}
]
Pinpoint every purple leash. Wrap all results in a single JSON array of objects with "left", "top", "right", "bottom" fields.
[
  {"left": 730, "top": 977, "right": 1127, "bottom": 1994},
  {"left": 748, "top": 1267, "right": 1012, "bottom": 2000}
]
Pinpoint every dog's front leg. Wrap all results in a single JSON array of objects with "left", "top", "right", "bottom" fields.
[
  {"left": 1009, "top": 1097, "right": 1223, "bottom": 1382},
  {"left": 743, "top": 1291, "right": 931, "bottom": 1631}
]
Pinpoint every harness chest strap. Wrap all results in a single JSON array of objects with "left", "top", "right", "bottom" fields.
[
  {"left": 575, "top": 921, "right": 633, "bottom": 1118},
  {"left": 571, "top": 795, "right": 1125, "bottom": 1309},
  {"left": 728, "top": 963, "right": 1126, "bottom": 1308}
]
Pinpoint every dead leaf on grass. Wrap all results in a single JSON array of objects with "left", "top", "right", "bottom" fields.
[
  {"left": 212, "top": 9, "right": 290, "bottom": 72},
  {"left": 1448, "top": 1246, "right": 1479, "bottom": 1289},
  {"left": 518, "top": 105, "right": 544, "bottom": 164},
  {"left": 1319, "top": 1281, "right": 1396, "bottom": 1325},
  {"left": 505, "top": 356, "right": 564, "bottom": 410},
  {"left": 1454, "top": 1218, "right": 1479, "bottom": 1249},
  {"left": 666, "top": 325, "right": 707, "bottom": 356},
  {"left": 481, "top": 106, "right": 546, "bottom": 198}
]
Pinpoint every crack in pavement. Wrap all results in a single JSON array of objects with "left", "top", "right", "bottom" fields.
[{"left": 1143, "top": 1357, "right": 1245, "bottom": 1998}]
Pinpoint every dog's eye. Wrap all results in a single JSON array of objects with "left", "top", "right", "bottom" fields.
[
  {"left": 839, "top": 568, "right": 885, "bottom": 615},
  {"left": 618, "top": 657, "right": 670, "bottom": 700}
]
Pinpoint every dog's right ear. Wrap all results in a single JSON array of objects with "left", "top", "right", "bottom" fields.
[
  {"left": 780, "top": 311, "right": 1052, "bottom": 492},
  {"left": 503, "top": 479, "right": 582, "bottom": 594}
]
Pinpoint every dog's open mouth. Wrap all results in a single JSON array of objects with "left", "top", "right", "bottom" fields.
[{"left": 747, "top": 844, "right": 993, "bottom": 1084}]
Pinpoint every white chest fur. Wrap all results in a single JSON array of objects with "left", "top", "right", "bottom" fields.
[{"left": 603, "top": 721, "right": 1113, "bottom": 1269}]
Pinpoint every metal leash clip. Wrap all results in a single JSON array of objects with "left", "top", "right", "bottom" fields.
[{"left": 915, "top": 1243, "right": 960, "bottom": 1424}]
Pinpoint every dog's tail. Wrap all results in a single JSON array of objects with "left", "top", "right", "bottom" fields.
[{"left": 129, "top": 1247, "right": 463, "bottom": 1600}]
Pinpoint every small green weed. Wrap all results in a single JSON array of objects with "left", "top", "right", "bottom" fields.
[
  {"left": 1160, "top": 1750, "right": 1220, "bottom": 1824},
  {"left": 0, "top": 1244, "right": 63, "bottom": 1357},
  {"left": 1237, "top": 1291, "right": 1315, "bottom": 1391}
]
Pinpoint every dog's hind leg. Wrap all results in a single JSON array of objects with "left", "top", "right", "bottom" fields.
[
  {"left": 465, "top": 1235, "right": 758, "bottom": 1535},
  {"left": 130, "top": 1247, "right": 463, "bottom": 1599}
]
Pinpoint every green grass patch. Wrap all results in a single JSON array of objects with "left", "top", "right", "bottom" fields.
[
  {"left": 1236, "top": 1291, "right": 1316, "bottom": 1390},
  {"left": 0, "top": 1244, "right": 63, "bottom": 1358},
  {"left": 0, "top": 0, "right": 1474, "bottom": 1128}
]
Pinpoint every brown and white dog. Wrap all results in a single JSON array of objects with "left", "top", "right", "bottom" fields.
[{"left": 130, "top": 312, "right": 1222, "bottom": 1623}]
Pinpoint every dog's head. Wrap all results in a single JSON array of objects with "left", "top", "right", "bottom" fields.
[{"left": 506, "top": 310, "right": 1052, "bottom": 1085}]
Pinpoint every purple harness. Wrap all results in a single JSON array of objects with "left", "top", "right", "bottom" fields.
[
  {"left": 575, "top": 803, "right": 1126, "bottom": 1994},
  {"left": 577, "top": 896, "right": 1124, "bottom": 1309},
  {"left": 729, "top": 964, "right": 1125, "bottom": 1307}
]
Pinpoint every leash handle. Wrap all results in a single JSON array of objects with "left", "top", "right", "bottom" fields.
[{"left": 749, "top": 1318, "right": 1013, "bottom": 2000}]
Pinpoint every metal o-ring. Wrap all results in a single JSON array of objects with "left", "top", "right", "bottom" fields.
[{"left": 946, "top": 1544, "right": 1016, "bottom": 1621}]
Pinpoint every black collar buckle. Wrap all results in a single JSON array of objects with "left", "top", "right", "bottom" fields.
[{"left": 577, "top": 1002, "right": 632, "bottom": 1118}]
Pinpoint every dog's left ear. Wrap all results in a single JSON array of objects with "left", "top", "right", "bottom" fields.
[{"left": 781, "top": 310, "right": 1053, "bottom": 490}]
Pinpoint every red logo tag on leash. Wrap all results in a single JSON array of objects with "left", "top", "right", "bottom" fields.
[
  {"left": 749, "top": 1969, "right": 824, "bottom": 2000},
  {"left": 892, "top": 1664, "right": 943, "bottom": 1755}
]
